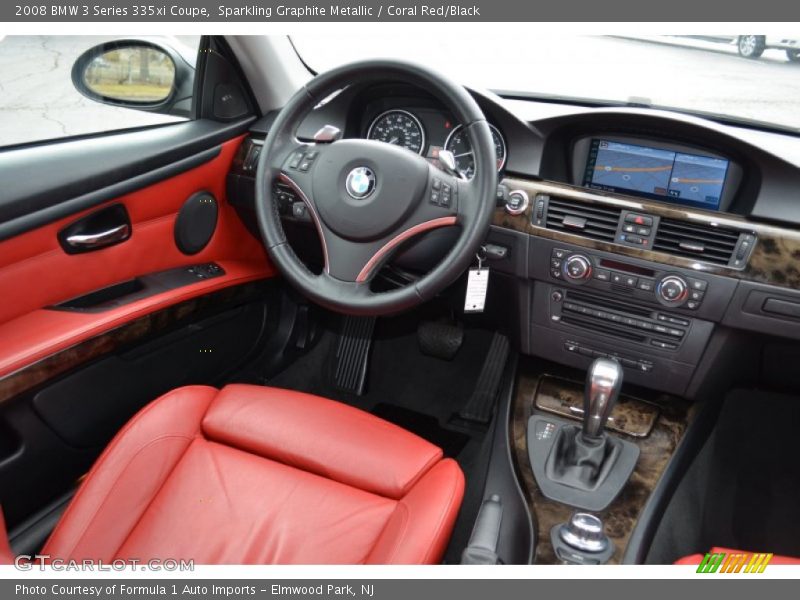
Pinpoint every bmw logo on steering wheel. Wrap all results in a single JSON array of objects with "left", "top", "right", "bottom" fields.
[{"left": 345, "top": 166, "right": 377, "bottom": 199}]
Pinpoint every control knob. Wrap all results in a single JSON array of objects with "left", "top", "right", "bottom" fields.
[
  {"left": 504, "top": 190, "right": 529, "bottom": 215},
  {"left": 563, "top": 254, "right": 593, "bottom": 282},
  {"left": 656, "top": 275, "right": 689, "bottom": 306},
  {"left": 559, "top": 512, "right": 610, "bottom": 554}
]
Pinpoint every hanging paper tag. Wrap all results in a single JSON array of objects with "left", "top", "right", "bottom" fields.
[{"left": 464, "top": 268, "right": 489, "bottom": 313}]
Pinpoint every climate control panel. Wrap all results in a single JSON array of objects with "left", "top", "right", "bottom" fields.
[{"left": 549, "top": 248, "right": 708, "bottom": 311}]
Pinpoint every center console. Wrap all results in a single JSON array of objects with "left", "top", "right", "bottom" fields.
[{"left": 510, "top": 359, "right": 692, "bottom": 565}]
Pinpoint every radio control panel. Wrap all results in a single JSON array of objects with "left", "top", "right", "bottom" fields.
[{"left": 549, "top": 287, "right": 690, "bottom": 352}]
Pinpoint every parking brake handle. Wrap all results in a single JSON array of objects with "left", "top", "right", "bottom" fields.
[{"left": 461, "top": 494, "right": 504, "bottom": 565}]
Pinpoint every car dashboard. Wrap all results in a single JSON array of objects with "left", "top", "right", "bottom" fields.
[{"left": 228, "top": 80, "right": 800, "bottom": 398}]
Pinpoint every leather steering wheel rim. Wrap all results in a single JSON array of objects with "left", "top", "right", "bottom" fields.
[{"left": 255, "top": 60, "right": 497, "bottom": 316}]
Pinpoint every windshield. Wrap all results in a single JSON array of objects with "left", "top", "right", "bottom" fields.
[{"left": 291, "top": 34, "right": 800, "bottom": 132}]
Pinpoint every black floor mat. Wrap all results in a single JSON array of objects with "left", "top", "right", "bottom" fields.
[
  {"left": 712, "top": 389, "right": 800, "bottom": 555},
  {"left": 648, "top": 388, "right": 800, "bottom": 562},
  {"left": 264, "top": 312, "right": 496, "bottom": 453},
  {"left": 371, "top": 403, "right": 470, "bottom": 458}
]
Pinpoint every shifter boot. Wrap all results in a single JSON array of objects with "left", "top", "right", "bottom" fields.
[
  {"left": 528, "top": 415, "right": 640, "bottom": 511},
  {"left": 545, "top": 425, "right": 622, "bottom": 491}
]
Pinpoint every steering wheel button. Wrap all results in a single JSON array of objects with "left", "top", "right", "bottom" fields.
[
  {"left": 291, "top": 203, "right": 307, "bottom": 219},
  {"left": 432, "top": 178, "right": 442, "bottom": 190},
  {"left": 431, "top": 191, "right": 440, "bottom": 205},
  {"left": 304, "top": 151, "right": 318, "bottom": 161},
  {"left": 289, "top": 152, "right": 303, "bottom": 169}
]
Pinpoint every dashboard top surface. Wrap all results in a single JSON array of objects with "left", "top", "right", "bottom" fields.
[{"left": 250, "top": 81, "right": 800, "bottom": 228}]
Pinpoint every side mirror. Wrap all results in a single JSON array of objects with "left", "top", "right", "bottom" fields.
[{"left": 71, "top": 39, "right": 195, "bottom": 118}]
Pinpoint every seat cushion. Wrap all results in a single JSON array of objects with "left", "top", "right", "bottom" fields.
[
  {"left": 0, "top": 509, "right": 14, "bottom": 564},
  {"left": 41, "top": 384, "right": 464, "bottom": 564},
  {"left": 202, "top": 384, "right": 444, "bottom": 499},
  {"left": 675, "top": 547, "right": 800, "bottom": 565}
]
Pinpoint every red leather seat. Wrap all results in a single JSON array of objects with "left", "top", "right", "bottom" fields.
[
  {"left": 676, "top": 547, "right": 800, "bottom": 565},
  {"left": 2, "top": 385, "right": 464, "bottom": 564}
]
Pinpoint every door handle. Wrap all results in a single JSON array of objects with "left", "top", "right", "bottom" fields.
[
  {"left": 65, "top": 223, "right": 130, "bottom": 250},
  {"left": 58, "top": 204, "right": 132, "bottom": 255}
]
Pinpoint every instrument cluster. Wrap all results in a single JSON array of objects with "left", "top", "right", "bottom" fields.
[{"left": 364, "top": 108, "right": 507, "bottom": 180}]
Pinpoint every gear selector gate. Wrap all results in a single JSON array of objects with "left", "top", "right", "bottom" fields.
[{"left": 527, "top": 358, "right": 640, "bottom": 512}]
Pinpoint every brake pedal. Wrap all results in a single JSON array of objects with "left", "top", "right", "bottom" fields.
[
  {"left": 459, "top": 333, "right": 510, "bottom": 423},
  {"left": 331, "top": 315, "right": 376, "bottom": 395},
  {"left": 417, "top": 320, "right": 464, "bottom": 360}
]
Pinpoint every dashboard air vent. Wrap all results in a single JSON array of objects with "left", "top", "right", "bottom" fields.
[
  {"left": 545, "top": 196, "right": 622, "bottom": 243},
  {"left": 653, "top": 218, "right": 740, "bottom": 265}
]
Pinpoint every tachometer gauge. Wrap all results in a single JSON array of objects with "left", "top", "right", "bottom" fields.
[
  {"left": 444, "top": 124, "right": 507, "bottom": 179},
  {"left": 366, "top": 110, "right": 426, "bottom": 155}
]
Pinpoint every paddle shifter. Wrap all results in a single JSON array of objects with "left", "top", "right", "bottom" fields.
[
  {"left": 583, "top": 358, "right": 623, "bottom": 440},
  {"left": 527, "top": 358, "right": 640, "bottom": 513}
]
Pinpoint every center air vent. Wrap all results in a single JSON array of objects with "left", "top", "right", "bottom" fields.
[
  {"left": 545, "top": 196, "right": 622, "bottom": 243},
  {"left": 653, "top": 218, "right": 741, "bottom": 266}
]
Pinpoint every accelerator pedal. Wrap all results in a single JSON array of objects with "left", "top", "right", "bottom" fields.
[
  {"left": 458, "top": 333, "right": 510, "bottom": 424},
  {"left": 331, "top": 315, "right": 376, "bottom": 395}
]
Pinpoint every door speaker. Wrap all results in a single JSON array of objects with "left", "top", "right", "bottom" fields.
[{"left": 174, "top": 191, "right": 218, "bottom": 255}]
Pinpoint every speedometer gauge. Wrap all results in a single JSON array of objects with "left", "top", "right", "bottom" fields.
[
  {"left": 444, "top": 124, "right": 507, "bottom": 179},
  {"left": 366, "top": 110, "right": 426, "bottom": 155}
]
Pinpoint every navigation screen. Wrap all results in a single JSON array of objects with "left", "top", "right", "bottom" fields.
[{"left": 583, "top": 139, "right": 729, "bottom": 210}]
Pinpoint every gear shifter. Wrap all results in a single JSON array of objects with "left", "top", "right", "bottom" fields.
[
  {"left": 530, "top": 357, "right": 640, "bottom": 511},
  {"left": 582, "top": 358, "right": 623, "bottom": 440}
]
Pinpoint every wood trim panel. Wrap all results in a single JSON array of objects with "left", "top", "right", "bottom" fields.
[{"left": 495, "top": 177, "right": 800, "bottom": 290}]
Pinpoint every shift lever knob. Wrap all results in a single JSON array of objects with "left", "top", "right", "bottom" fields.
[{"left": 583, "top": 358, "right": 623, "bottom": 440}]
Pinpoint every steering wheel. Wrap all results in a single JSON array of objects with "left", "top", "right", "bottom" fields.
[{"left": 255, "top": 60, "right": 497, "bottom": 316}]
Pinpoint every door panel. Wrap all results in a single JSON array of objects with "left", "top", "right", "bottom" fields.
[{"left": 0, "top": 135, "right": 274, "bottom": 378}]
